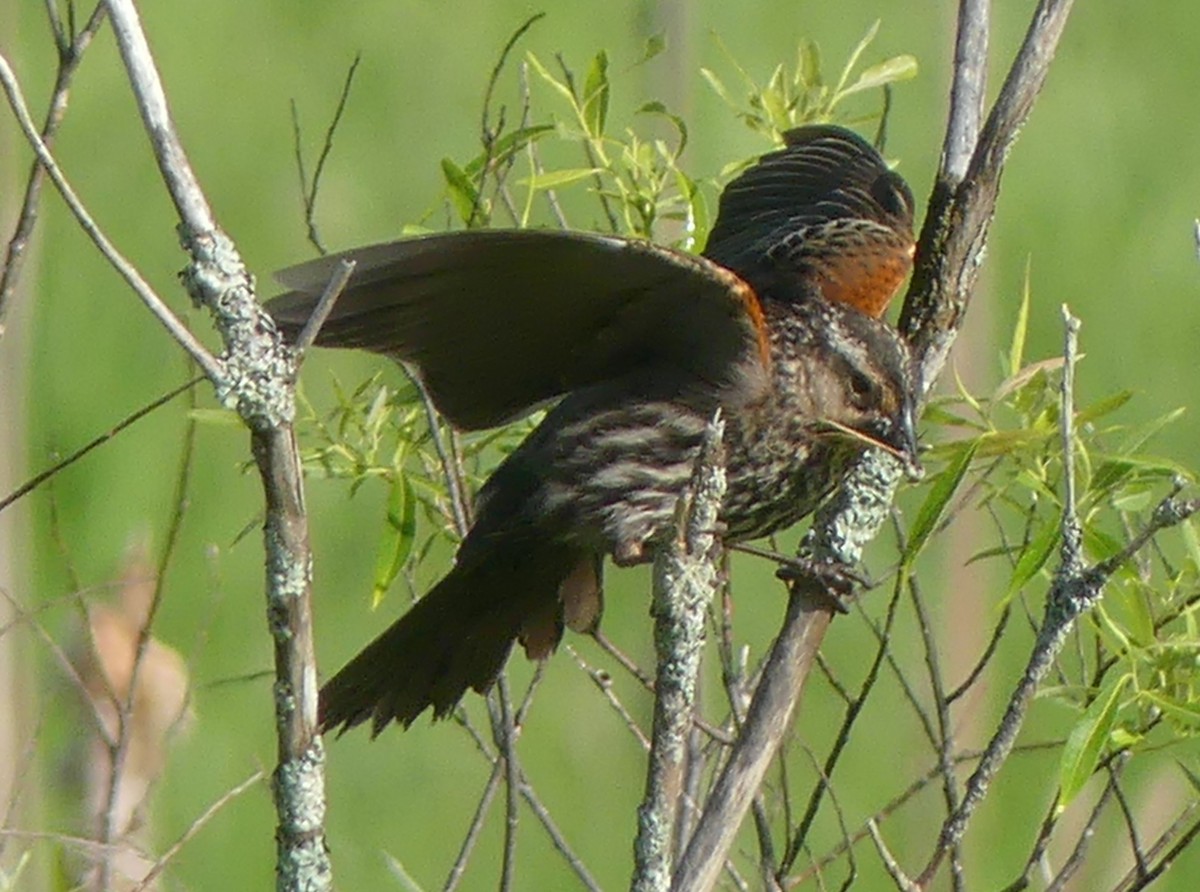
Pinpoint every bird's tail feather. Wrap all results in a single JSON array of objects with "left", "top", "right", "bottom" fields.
[{"left": 319, "top": 543, "right": 597, "bottom": 735}]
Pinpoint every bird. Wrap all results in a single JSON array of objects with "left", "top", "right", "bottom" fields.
[{"left": 267, "top": 123, "right": 919, "bottom": 735}]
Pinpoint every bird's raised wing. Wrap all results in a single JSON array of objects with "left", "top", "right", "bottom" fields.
[
  {"left": 269, "top": 230, "right": 768, "bottom": 430},
  {"left": 703, "top": 124, "right": 915, "bottom": 280}
]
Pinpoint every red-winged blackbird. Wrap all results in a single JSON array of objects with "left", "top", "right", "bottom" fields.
[{"left": 269, "top": 124, "right": 919, "bottom": 735}]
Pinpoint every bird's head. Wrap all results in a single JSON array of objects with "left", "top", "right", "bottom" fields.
[{"left": 801, "top": 300, "right": 921, "bottom": 477}]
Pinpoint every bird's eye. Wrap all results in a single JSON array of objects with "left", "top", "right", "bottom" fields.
[{"left": 849, "top": 369, "right": 876, "bottom": 403}]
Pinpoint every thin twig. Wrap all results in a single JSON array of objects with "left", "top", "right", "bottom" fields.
[
  {"left": 1110, "top": 768, "right": 1148, "bottom": 880},
  {"left": 517, "top": 770, "right": 604, "bottom": 892},
  {"left": 945, "top": 603, "right": 1010, "bottom": 704},
  {"left": 98, "top": 373, "right": 199, "bottom": 888},
  {"left": 1045, "top": 769, "right": 1117, "bottom": 892},
  {"left": 294, "top": 260, "right": 355, "bottom": 353},
  {"left": 0, "top": 53, "right": 222, "bottom": 380},
  {"left": 496, "top": 676, "right": 520, "bottom": 892},
  {"left": 443, "top": 762, "right": 504, "bottom": 892},
  {"left": 1111, "top": 805, "right": 1200, "bottom": 892},
  {"left": 790, "top": 742, "right": 1063, "bottom": 886},
  {"left": 906, "top": 574, "right": 964, "bottom": 890},
  {"left": 1000, "top": 795, "right": 1062, "bottom": 892},
  {"left": 567, "top": 645, "right": 650, "bottom": 750},
  {"left": 779, "top": 579, "right": 906, "bottom": 877},
  {"left": 0, "top": 377, "right": 201, "bottom": 516},
  {"left": 292, "top": 54, "right": 361, "bottom": 254},
  {"left": 130, "top": 770, "right": 265, "bottom": 891},
  {"left": 0, "top": 2, "right": 108, "bottom": 330},
  {"left": 866, "top": 820, "right": 919, "bottom": 892},
  {"left": 469, "top": 13, "right": 545, "bottom": 227}
]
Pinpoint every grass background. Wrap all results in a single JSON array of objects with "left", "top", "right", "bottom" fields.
[{"left": 4, "top": 0, "right": 1200, "bottom": 888}]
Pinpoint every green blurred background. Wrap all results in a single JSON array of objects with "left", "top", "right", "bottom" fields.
[{"left": 3, "top": 0, "right": 1199, "bottom": 889}]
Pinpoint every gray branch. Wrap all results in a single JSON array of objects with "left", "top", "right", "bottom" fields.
[
  {"left": 99, "top": 2, "right": 331, "bottom": 889},
  {"left": 633, "top": 415, "right": 726, "bottom": 892},
  {"left": 669, "top": 1, "right": 1080, "bottom": 888},
  {"left": 915, "top": 310, "right": 1199, "bottom": 886}
]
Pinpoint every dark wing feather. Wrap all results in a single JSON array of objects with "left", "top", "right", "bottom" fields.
[
  {"left": 703, "top": 124, "right": 914, "bottom": 273},
  {"left": 269, "top": 230, "right": 767, "bottom": 430}
]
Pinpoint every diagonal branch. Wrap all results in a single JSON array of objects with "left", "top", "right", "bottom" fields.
[{"left": 670, "top": 2, "right": 1080, "bottom": 888}]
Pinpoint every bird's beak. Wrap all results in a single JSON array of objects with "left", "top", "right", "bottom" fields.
[
  {"left": 892, "top": 399, "right": 923, "bottom": 481},
  {"left": 818, "top": 405, "right": 922, "bottom": 480}
]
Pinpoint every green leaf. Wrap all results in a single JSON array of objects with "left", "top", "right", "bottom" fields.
[
  {"left": 836, "top": 54, "right": 919, "bottom": 100},
  {"left": 1091, "top": 454, "right": 1194, "bottom": 495},
  {"left": 637, "top": 101, "right": 689, "bottom": 157},
  {"left": 922, "top": 404, "right": 988, "bottom": 431},
  {"left": 440, "top": 157, "right": 479, "bottom": 225},
  {"left": 520, "top": 167, "right": 602, "bottom": 190},
  {"left": 904, "top": 440, "right": 979, "bottom": 565},
  {"left": 1119, "top": 406, "right": 1187, "bottom": 455},
  {"left": 1141, "top": 691, "right": 1200, "bottom": 727},
  {"left": 1077, "top": 390, "right": 1134, "bottom": 425},
  {"left": 372, "top": 475, "right": 417, "bottom": 608},
  {"left": 525, "top": 51, "right": 578, "bottom": 105},
  {"left": 798, "top": 39, "right": 822, "bottom": 88},
  {"left": 1003, "top": 520, "right": 1060, "bottom": 605},
  {"left": 1058, "top": 674, "right": 1129, "bottom": 811},
  {"left": 640, "top": 33, "right": 666, "bottom": 64},
  {"left": 1009, "top": 258, "right": 1032, "bottom": 377},
  {"left": 700, "top": 68, "right": 737, "bottom": 108},
  {"left": 834, "top": 19, "right": 881, "bottom": 96},
  {"left": 1111, "top": 488, "right": 1154, "bottom": 512},
  {"left": 1182, "top": 519, "right": 1200, "bottom": 571},
  {"left": 463, "top": 124, "right": 555, "bottom": 176},
  {"left": 583, "top": 50, "right": 610, "bottom": 138}
]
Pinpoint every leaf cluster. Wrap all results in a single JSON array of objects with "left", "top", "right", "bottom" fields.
[{"left": 911, "top": 270, "right": 1199, "bottom": 809}]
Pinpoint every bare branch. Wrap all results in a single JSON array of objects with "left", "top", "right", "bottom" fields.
[
  {"left": 866, "top": 820, "right": 919, "bottom": 892},
  {"left": 100, "top": 1, "right": 331, "bottom": 888},
  {"left": 915, "top": 312, "right": 1199, "bottom": 886},
  {"left": 633, "top": 415, "right": 726, "bottom": 892},
  {"left": 941, "top": 0, "right": 989, "bottom": 183},
  {"left": 0, "top": 377, "right": 201, "bottom": 516},
  {"left": 902, "top": 0, "right": 1077, "bottom": 381},
  {"left": 0, "top": 2, "right": 108, "bottom": 331},
  {"left": 672, "top": 589, "right": 834, "bottom": 892},
  {"left": 0, "top": 53, "right": 222, "bottom": 380}
]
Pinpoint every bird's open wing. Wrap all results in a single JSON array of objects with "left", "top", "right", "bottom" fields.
[
  {"left": 269, "top": 230, "right": 768, "bottom": 430},
  {"left": 703, "top": 124, "right": 915, "bottom": 273}
]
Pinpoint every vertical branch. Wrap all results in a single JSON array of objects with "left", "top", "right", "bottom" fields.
[
  {"left": 632, "top": 415, "right": 726, "bottom": 892},
  {"left": 99, "top": 2, "right": 331, "bottom": 889},
  {"left": 942, "top": 0, "right": 989, "bottom": 183}
]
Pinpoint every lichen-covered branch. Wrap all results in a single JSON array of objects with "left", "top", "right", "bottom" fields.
[
  {"left": 99, "top": 2, "right": 330, "bottom": 888},
  {"left": 633, "top": 415, "right": 726, "bottom": 892},
  {"left": 670, "top": 2, "right": 1080, "bottom": 888}
]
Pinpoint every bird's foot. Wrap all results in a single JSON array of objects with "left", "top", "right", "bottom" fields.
[{"left": 774, "top": 557, "right": 868, "bottom": 614}]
